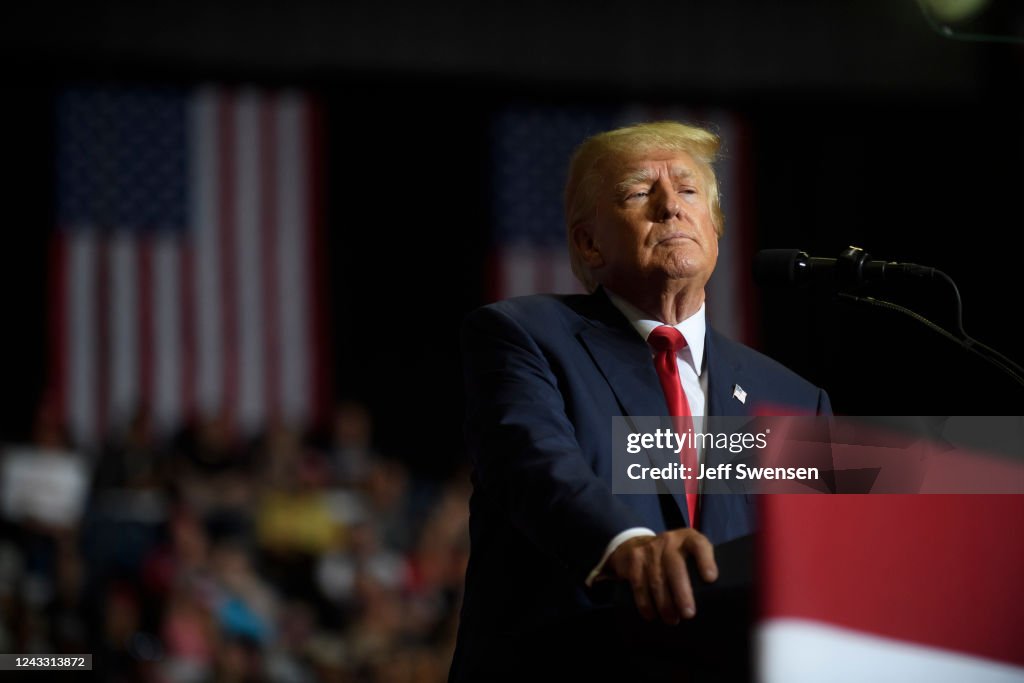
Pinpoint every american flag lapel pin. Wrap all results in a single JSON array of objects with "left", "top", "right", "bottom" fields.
[{"left": 732, "top": 384, "right": 747, "bottom": 404}]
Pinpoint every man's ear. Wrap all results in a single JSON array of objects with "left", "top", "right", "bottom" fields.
[{"left": 571, "top": 222, "right": 604, "bottom": 269}]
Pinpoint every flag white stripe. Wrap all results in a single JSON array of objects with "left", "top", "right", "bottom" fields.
[
  {"left": 67, "top": 233, "right": 97, "bottom": 446},
  {"left": 759, "top": 618, "right": 1024, "bottom": 683},
  {"left": 153, "top": 237, "right": 182, "bottom": 434},
  {"left": 191, "top": 88, "right": 223, "bottom": 418},
  {"left": 502, "top": 245, "right": 540, "bottom": 299},
  {"left": 498, "top": 248, "right": 583, "bottom": 298},
  {"left": 235, "top": 91, "right": 265, "bottom": 432},
  {"left": 551, "top": 252, "right": 581, "bottom": 294},
  {"left": 109, "top": 233, "right": 138, "bottom": 430},
  {"left": 277, "top": 93, "right": 311, "bottom": 424}
]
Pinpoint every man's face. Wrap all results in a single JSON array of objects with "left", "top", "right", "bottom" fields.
[{"left": 579, "top": 150, "right": 719, "bottom": 291}]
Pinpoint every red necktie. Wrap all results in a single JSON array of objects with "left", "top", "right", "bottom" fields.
[{"left": 647, "top": 325, "right": 699, "bottom": 529}]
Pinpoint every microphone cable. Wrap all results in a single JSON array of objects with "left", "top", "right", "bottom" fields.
[{"left": 837, "top": 269, "right": 1024, "bottom": 389}]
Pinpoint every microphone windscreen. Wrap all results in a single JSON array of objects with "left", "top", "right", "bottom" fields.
[{"left": 752, "top": 249, "right": 806, "bottom": 286}]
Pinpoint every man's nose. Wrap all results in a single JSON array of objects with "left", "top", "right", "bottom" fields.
[{"left": 654, "top": 185, "right": 682, "bottom": 222}]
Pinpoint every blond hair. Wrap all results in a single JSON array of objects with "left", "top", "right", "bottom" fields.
[{"left": 564, "top": 121, "right": 725, "bottom": 292}]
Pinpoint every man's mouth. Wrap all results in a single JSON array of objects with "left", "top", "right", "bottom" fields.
[{"left": 656, "top": 232, "right": 694, "bottom": 245}]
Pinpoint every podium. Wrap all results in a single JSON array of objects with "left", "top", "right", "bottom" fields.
[
  {"left": 506, "top": 493, "right": 1024, "bottom": 682},
  {"left": 517, "top": 533, "right": 756, "bottom": 682}
]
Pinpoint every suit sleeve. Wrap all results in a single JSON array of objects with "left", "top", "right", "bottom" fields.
[{"left": 461, "top": 305, "right": 648, "bottom": 584}]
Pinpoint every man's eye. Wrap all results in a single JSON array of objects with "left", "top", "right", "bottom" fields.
[
  {"left": 679, "top": 188, "right": 697, "bottom": 195},
  {"left": 626, "top": 191, "right": 648, "bottom": 200}
]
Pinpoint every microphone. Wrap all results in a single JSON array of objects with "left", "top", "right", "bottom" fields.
[
  {"left": 753, "top": 246, "right": 936, "bottom": 288},
  {"left": 753, "top": 246, "right": 1024, "bottom": 390}
]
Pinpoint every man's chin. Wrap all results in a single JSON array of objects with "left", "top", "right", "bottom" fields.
[{"left": 662, "top": 257, "right": 713, "bottom": 283}]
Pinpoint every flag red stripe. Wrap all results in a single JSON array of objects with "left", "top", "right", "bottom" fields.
[
  {"left": 760, "top": 495, "right": 1024, "bottom": 667},
  {"left": 180, "top": 244, "right": 196, "bottom": 426}
]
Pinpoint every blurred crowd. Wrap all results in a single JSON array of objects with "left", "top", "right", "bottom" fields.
[{"left": 0, "top": 401, "right": 471, "bottom": 682}]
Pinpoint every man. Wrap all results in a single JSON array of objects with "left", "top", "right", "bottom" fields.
[{"left": 450, "top": 121, "right": 832, "bottom": 681}]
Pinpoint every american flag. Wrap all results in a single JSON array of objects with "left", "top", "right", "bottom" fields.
[
  {"left": 49, "top": 86, "right": 328, "bottom": 447},
  {"left": 490, "top": 104, "right": 756, "bottom": 346}
]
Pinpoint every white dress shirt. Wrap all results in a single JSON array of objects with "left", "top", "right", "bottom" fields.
[{"left": 584, "top": 289, "right": 709, "bottom": 586}]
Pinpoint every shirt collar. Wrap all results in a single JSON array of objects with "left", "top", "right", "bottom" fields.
[{"left": 604, "top": 288, "right": 706, "bottom": 376}]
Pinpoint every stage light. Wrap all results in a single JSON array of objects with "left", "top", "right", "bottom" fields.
[{"left": 920, "top": 0, "right": 990, "bottom": 23}]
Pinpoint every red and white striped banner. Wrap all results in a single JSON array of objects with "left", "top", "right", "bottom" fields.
[{"left": 759, "top": 495, "right": 1024, "bottom": 682}]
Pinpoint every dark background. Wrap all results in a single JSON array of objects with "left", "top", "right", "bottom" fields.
[{"left": 4, "top": 0, "right": 1023, "bottom": 476}]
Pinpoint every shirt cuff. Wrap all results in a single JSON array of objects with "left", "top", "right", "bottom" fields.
[{"left": 584, "top": 527, "right": 657, "bottom": 587}]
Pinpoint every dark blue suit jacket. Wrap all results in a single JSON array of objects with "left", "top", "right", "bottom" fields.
[{"left": 450, "top": 289, "right": 831, "bottom": 681}]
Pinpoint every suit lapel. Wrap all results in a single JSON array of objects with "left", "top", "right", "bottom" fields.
[
  {"left": 701, "top": 327, "right": 760, "bottom": 540},
  {"left": 704, "top": 328, "right": 756, "bottom": 474},
  {"left": 575, "top": 288, "right": 668, "bottom": 418},
  {"left": 705, "top": 327, "right": 752, "bottom": 418},
  {"left": 578, "top": 330, "right": 668, "bottom": 420},
  {"left": 575, "top": 290, "right": 690, "bottom": 523}
]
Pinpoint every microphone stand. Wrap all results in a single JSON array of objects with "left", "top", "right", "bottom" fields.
[{"left": 832, "top": 248, "right": 1024, "bottom": 389}]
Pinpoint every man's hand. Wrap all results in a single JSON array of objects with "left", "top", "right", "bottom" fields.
[{"left": 605, "top": 529, "right": 717, "bottom": 624}]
